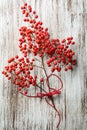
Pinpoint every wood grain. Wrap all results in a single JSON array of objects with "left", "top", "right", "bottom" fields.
[{"left": 0, "top": 0, "right": 87, "bottom": 130}]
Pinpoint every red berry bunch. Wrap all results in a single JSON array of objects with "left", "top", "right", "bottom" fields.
[
  {"left": 2, "top": 55, "right": 38, "bottom": 95},
  {"left": 47, "top": 37, "right": 77, "bottom": 72},
  {"left": 2, "top": 3, "right": 77, "bottom": 128},
  {"left": 19, "top": 3, "right": 76, "bottom": 73},
  {"left": 19, "top": 3, "right": 51, "bottom": 57}
]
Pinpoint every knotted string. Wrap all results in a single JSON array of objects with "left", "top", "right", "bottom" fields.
[
  {"left": 37, "top": 74, "right": 63, "bottom": 97},
  {"left": 19, "top": 74, "right": 63, "bottom": 128}
]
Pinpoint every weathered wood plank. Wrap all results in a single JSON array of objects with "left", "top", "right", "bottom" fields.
[{"left": 0, "top": 0, "right": 87, "bottom": 130}]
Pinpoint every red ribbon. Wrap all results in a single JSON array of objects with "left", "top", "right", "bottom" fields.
[
  {"left": 19, "top": 74, "right": 63, "bottom": 128},
  {"left": 19, "top": 74, "right": 63, "bottom": 98}
]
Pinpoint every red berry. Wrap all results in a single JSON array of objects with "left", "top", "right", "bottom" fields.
[
  {"left": 8, "top": 57, "right": 14, "bottom": 63},
  {"left": 61, "top": 39, "right": 66, "bottom": 43},
  {"left": 30, "top": 66, "right": 33, "bottom": 70},
  {"left": 15, "top": 55, "right": 19, "bottom": 59},
  {"left": 72, "top": 41, "right": 75, "bottom": 45},
  {"left": 68, "top": 65, "right": 72, "bottom": 70},
  {"left": 33, "top": 11, "right": 36, "bottom": 14},
  {"left": 57, "top": 67, "right": 61, "bottom": 72},
  {"left": 35, "top": 15, "right": 38, "bottom": 18},
  {"left": 51, "top": 67, "right": 55, "bottom": 72},
  {"left": 24, "top": 3, "right": 27, "bottom": 7},
  {"left": 40, "top": 78, "right": 44, "bottom": 82},
  {"left": 18, "top": 87, "right": 22, "bottom": 91},
  {"left": 24, "top": 90, "right": 28, "bottom": 95},
  {"left": 22, "top": 10, "right": 25, "bottom": 14},
  {"left": 64, "top": 68, "right": 68, "bottom": 71}
]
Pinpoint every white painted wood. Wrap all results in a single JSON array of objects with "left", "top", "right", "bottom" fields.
[{"left": 0, "top": 0, "right": 87, "bottom": 130}]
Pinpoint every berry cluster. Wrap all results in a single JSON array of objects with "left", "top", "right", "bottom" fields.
[
  {"left": 19, "top": 3, "right": 76, "bottom": 73},
  {"left": 2, "top": 56, "right": 38, "bottom": 95},
  {"left": 2, "top": 3, "right": 77, "bottom": 128},
  {"left": 47, "top": 37, "right": 77, "bottom": 72},
  {"left": 19, "top": 3, "right": 50, "bottom": 58}
]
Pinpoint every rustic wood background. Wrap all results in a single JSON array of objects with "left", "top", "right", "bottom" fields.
[{"left": 0, "top": 0, "right": 87, "bottom": 130}]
